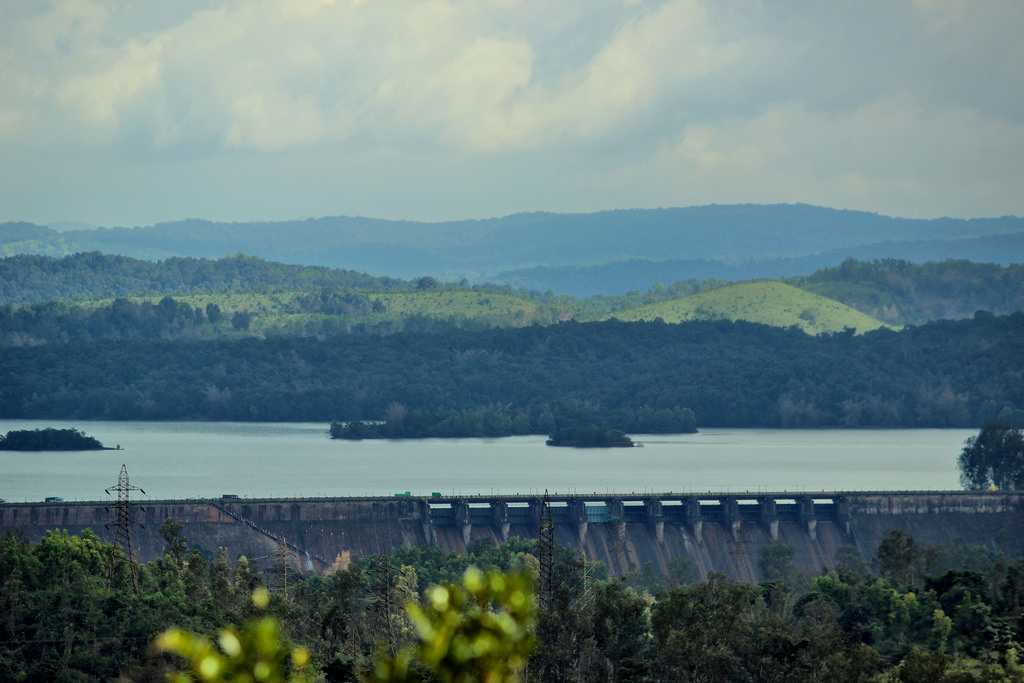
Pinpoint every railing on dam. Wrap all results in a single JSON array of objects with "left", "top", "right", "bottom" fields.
[
  {"left": 1, "top": 491, "right": 1020, "bottom": 576},
  {"left": 1, "top": 488, "right": 1013, "bottom": 508},
  {"left": 3, "top": 491, "right": 1020, "bottom": 542}
]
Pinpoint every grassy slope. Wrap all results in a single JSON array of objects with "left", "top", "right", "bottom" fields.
[
  {"left": 73, "top": 282, "right": 887, "bottom": 334},
  {"left": 610, "top": 281, "right": 889, "bottom": 334}
]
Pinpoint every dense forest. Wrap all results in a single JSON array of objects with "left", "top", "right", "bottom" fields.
[
  {"left": 0, "top": 252, "right": 405, "bottom": 306},
  {"left": 1, "top": 526, "right": 1022, "bottom": 681},
  {"left": 0, "top": 290, "right": 561, "bottom": 347},
  {"left": 795, "top": 259, "right": 1024, "bottom": 325},
  {"left": 0, "top": 297, "right": 243, "bottom": 345},
  {"left": 1, "top": 315, "right": 1022, "bottom": 428}
]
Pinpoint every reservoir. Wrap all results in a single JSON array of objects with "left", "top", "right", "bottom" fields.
[{"left": 0, "top": 420, "right": 971, "bottom": 502}]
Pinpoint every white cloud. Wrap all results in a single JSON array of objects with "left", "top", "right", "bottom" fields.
[
  {"left": 643, "top": 96, "right": 1024, "bottom": 217},
  {"left": 1, "top": 0, "right": 746, "bottom": 152},
  {"left": 57, "top": 40, "right": 162, "bottom": 130},
  {"left": 0, "top": 0, "right": 1022, "bottom": 222}
]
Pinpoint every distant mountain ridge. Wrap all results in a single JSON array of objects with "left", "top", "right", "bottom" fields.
[
  {"left": 796, "top": 259, "right": 1024, "bottom": 326},
  {"left": 3, "top": 204, "right": 1023, "bottom": 278},
  {"left": 494, "top": 232, "right": 1024, "bottom": 295}
]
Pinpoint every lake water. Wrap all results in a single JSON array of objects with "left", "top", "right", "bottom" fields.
[{"left": 0, "top": 421, "right": 973, "bottom": 502}]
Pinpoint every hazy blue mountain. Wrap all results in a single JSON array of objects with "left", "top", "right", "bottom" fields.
[
  {"left": 2, "top": 204, "right": 1023, "bottom": 278},
  {"left": 0, "top": 222, "right": 57, "bottom": 245},
  {"left": 494, "top": 232, "right": 1024, "bottom": 295}
]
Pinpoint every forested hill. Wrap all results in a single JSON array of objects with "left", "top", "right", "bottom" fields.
[
  {"left": 0, "top": 252, "right": 405, "bottom": 305},
  {"left": 793, "top": 259, "right": 1024, "bottom": 325},
  {"left": 2, "top": 314, "right": 1021, "bottom": 428},
  {"left": 3, "top": 204, "right": 1023, "bottom": 276},
  {"left": 494, "top": 233, "right": 1024, "bottom": 296},
  {"left": 4, "top": 254, "right": 1024, "bottom": 345}
]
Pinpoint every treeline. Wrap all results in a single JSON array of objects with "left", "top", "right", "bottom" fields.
[
  {"left": 796, "top": 258, "right": 1024, "bottom": 325},
  {"left": 0, "top": 292, "right": 542, "bottom": 347},
  {"left": 330, "top": 404, "right": 696, "bottom": 439},
  {"left": 1, "top": 315, "right": 1022, "bottom": 427},
  {"left": 2, "top": 526, "right": 1023, "bottom": 681},
  {"left": 0, "top": 297, "right": 255, "bottom": 346},
  {"left": 0, "top": 252, "right": 407, "bottom": 306}
]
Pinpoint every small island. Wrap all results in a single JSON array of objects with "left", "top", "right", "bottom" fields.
[
  {"left": 546, "top": 425, "right": 635, "bottom": 448},
  {"left": 329, "top": 404, "right": 534, "bottom": 440},
  {"left": 330, "top": 403, "right": 695, "bottom": 441},
  {"left": 0, "top": 428, "right": 111, "bottom": 451}
]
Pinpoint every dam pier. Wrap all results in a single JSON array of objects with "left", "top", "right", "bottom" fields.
[{"left": 2, "top": 490, "right": 1021, "bottom": 582}]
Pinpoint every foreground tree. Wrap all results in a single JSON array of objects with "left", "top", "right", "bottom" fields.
[
  {"left": 156, "top": 587, "right": 313, "bottom": 682},
  {"left": 877, "top": 530, "right": 923, "bottom": 588},
  {"left": 958, "top": 425, "right": 1024, "bottom": 491},
  {"left": 368, "top": 567, "right": 536, "bottom": 682}
]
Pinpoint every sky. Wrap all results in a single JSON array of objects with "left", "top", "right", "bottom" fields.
[{"left": 1, "top": 0, "right": 1023, "bottom": 227}]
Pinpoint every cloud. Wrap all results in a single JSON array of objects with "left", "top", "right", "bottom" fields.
[
  {"left": 1, "top": 0, "right": 748, "bottom": 153},
  {"left": 0, "top": 0, "right": 1022, "bottom": 222},
  {"left": 58, "top": 40, "right": 162, "bottom": 130},
  {"left": 458, "top": 0, "right": 746, "bottom": 150},
  {"left": 642, "top": 96, "right": 1024, "bottom": 217}
]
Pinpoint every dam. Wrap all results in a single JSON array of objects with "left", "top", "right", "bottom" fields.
[{"left": 2, "top": 491, "right": 1021, "bottom": 582}]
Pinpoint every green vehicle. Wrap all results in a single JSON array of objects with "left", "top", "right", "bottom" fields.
[{"left": 393, "top": 491, "right": 412, "bottom": 497}]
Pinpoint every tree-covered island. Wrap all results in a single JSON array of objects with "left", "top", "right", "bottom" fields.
[
  {"left": 330, "top": 402, "right": 694, "bottom": 440},
  {"left": 0, "top": 427, "right": 109, "bottom": 451},
  {"left": 545, "top": 425, "right": 635, "bottom": 448}
]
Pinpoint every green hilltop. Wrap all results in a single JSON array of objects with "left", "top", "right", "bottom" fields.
[{"left": 610, "top": 281, "right": 889, "bottom": 334}]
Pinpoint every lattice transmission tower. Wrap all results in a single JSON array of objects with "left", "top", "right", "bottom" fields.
[
  {"left": 537, "top": 491, "right": 555, "bottom": 610},
  {"left": 105, "top": 464, "right": 145, "bottom": 592},
  {"left": 377, "top": 550, "right": 398, "bottom": 655},
  {"left": 272, "top": 542, "right": 295, "bottom": 600},
  {"left": 576, "top": 553, "right": 596, "bottom": 616}
]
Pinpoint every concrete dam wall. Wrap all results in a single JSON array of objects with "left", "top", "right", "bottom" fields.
[{"left": 2, "top": 492, "right": 1021, "bottom": 582}]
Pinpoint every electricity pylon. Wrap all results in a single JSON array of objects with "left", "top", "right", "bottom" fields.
[
  {"left": 272, "top": 542, "right": 294, "bottom": 600},
  {"left": 538, "top": 491, "right": 555, "bottom": 610},
  {"left": 377, "top": 551, "right": 398, "bottom": 655},
  {"left": 105, "top": 464, "right": 145, "bottom": 592},
  {"left": 576, "top": 553, "right": 595, "bottom": 616}
]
